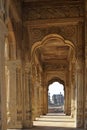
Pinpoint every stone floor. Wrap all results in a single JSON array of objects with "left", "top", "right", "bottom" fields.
[{"left": 8, "top": 113, "right": 84, "bottom": 130}]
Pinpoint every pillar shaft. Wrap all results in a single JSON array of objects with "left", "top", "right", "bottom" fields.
[
  {"left": 84, "top": 1, "right": 87, "bottom": 128},
  {"left": 65, "top": 87, "right": 69, "bottom": 115},
  {"left": 6, "top": 61, "right": 18, "bottom": 128},
  {"left": 0, "top": 19, "right": 7, "bottom": 130},
  {"left": 76, "top": 60, "right": 84, "bottom": 127},
  {"left": 22, "top": 65, "right": 33, "bottom": 128}
]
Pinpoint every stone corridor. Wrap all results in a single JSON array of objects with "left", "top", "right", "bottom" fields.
[{"left": 1, "top": 0, "right": 87, "bottom": 130}]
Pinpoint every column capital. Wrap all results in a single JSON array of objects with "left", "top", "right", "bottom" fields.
[
  {"left": 5, "top": 60, "right": 21, "bottom": 67},
  {"left": 0, "top": 18, "right": 7, "bottom": 39}
]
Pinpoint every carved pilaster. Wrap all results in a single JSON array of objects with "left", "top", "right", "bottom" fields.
[
  {"left": 31, "top": 64, "right": 39, "bottom": 119},
  {"left": 0, "top": 18, "right": 7, "bottom": 130},
  {"left": 6, "top": 61, "right": 19, "bottom": 128},
  {"left": 16, "top": 67, "right": 23, "bottom": 127},
  {"left": 43, "top": 87, "right": 47, "bottom": 115},
  {"left": 22, "top": 63, "right": 33, "bottom": 128},
  {"left": 84, "top": 1, "right": 87, "bottom": 128},
  {"left": 71, "top": 62, "right": 76, "bottom": 119},
  {"left": 65, "top": 86, "right": 70, "bottom": 115},
  {"left": 76, "top": 59, "right": 84, "bottom": 128}
]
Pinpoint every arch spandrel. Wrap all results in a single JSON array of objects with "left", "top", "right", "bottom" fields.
[{"left": 47, "top": 77, "right": 65, "bottom": 87}]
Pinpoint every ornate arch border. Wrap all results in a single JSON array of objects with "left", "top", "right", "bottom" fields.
[
  {"left": 31, "top": 34, "right": 76, "bottom": 62},
  {"left": 47, "top": 77, "right": 65, "bottom": 87}
]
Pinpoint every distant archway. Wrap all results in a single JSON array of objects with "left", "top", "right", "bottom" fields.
[
  {"left": 47, "top": 77, "right": 65, "bottom": 114},
  {"left": 48, "top": 81, "right": 64, "bottom": 113}
]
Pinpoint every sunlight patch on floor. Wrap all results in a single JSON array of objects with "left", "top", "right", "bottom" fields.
[{"left": 33, "top": 113, "right": 76, "bottom": 128}]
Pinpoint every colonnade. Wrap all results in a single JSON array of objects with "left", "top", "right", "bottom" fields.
[
  {"left": 0, "top": 20, "right": 85, "bottom": 130},
  {"left": 0, "top": 1, "right": 87, "bottom": 129}
]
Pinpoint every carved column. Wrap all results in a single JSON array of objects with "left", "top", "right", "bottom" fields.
[
  {"left": 43, "top": 86, "right": 47, "bottom": 115},
  {"left": 85, "top": 54, "right": 87, "bottom": 128},
  {"left": 41, "top": 82, "right": 44, "bottom": 115},
  {"left": 76, "top": 59, "right": 84, "bottom": 127},
  {"left": 38, "top": 72, "right": 43, "bottom": 115},
  {"left": 22, "top": 63, "right": 33, "bottom": 128},
  {"left": 32, "top": 65, "right": 40, "bottom": 118},
  {"left": 33, "top": 81, "right": 38, "bottom": 118},
  {"left": 31, "top": 65, "right": 36, "bottom": 120},
  {"left": 84, "top": 1, "right": 87, "bottom": 128},
  {"left": 67, "top": 68, "right": 71, "bottom": 116},
  {"left": 68, "top": 87, "right": 71, "bottom": 115},
  {"left": 65, "top": 86, "right": 69, "bottom": 115},
  {"left": 40, "top": 85, "right": 44, "bottom": 115},
  {"left": 66, "top": 87, "right": 70, "bottom": 115},
  {"left": 71, "top": 61, "right": 76, "bottom": 119},
  {"left": 64, "top": 87, "right": 66, "bottom": 114},
  {"left": 0, "top": 19, "right": 7, "bottom": 130},
  {"left": 6, "top": 61, "right": 18, "bottom": 128},
  {"left": 16, "top": 67, "right": 23, "bottom": 128}
]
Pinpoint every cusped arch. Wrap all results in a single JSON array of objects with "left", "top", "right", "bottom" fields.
[
  {"left": 31, "top": 34, "right": 75, "bottom": 61},
  {"left": 47, "top": 77, "right": 65, "bottom": 87}
]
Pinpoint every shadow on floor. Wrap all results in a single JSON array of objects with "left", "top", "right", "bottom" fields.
[{"left": 22, "top": 126, "right": 83, "bottom": 130}]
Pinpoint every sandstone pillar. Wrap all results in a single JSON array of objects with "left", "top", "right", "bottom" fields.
[
  {"left": 33, "top": 83, "right": 38, "bottom": 118},
  {"left": 76, "top": 59, "right": 84, "bottom": 127},
  {"left": 38, "top": 73, "right": 43, "bottom": 115},
  {"left": 43, "top": 87, "right": 47, "bottom": 115},
  {"left": 66, "top": 87, "right": 71, "bottom": 115},
  {"left": 16, "top": 67, "right": 23, "bottom": 128},
  {"left": 0, "top": 19, "right": 7, "bottom": 130},
  {"left": 84, "top": 1, "right": 87, "bottom": 128},
  {"left": 67, "top": 87, "right": 71, "bottom": 115},
  {"left": 40, "top": 86, "right": 44, "bottom": 115},
  {"left": 22, "top": 64, "right": 33, "bottom": 128},
  {"left": 45, "top": 87, "right": 48, "bottom": 114},
  {"left": 71, "top": 62, "right": 76, "bottom": 119},
  {"left": 65, "top": 86, "right": 69, "bottom": 115},
  {"left": 6, "top": 61, "right": 18, "bottom": 128}
]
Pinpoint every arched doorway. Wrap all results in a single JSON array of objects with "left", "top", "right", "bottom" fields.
[{"left": 48, "top": 81, "right": 64, "bottom": 113}]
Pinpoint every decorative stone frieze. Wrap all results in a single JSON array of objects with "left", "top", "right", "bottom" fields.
[
  {"left": 23, "top": 2, "right": 83, "bottom": 21},
  {"left": 29, "top": 25, "right": 78, "bottom": 46}
]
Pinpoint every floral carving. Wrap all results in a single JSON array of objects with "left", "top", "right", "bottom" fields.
[
  {"left": 23, "top": 4, "right": 83, "bottom": 21},
  {"left": 29, "top": 25, "right": 77, "bottom": 45}
]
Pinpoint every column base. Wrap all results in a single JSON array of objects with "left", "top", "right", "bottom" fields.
[
  {"left": 76, "top": 118, "right": 84, "bottom": 128},
  {"left": 23, "top": 121, "right": 33, "bottom": 128},
  {"left": 84, "top": 120, "right": 87, "bottom": 129},
  {"left": 7, "top": 121, "right": 23, "bottom": 129}
]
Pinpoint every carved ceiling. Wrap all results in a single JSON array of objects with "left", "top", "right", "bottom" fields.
[{"left": 35, "top": 38, "right": 74, "bottom": 71}]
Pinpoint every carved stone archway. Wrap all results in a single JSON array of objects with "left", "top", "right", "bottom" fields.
[{"left": 31, "top": 34, "right": 77, "bottom": 125}]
